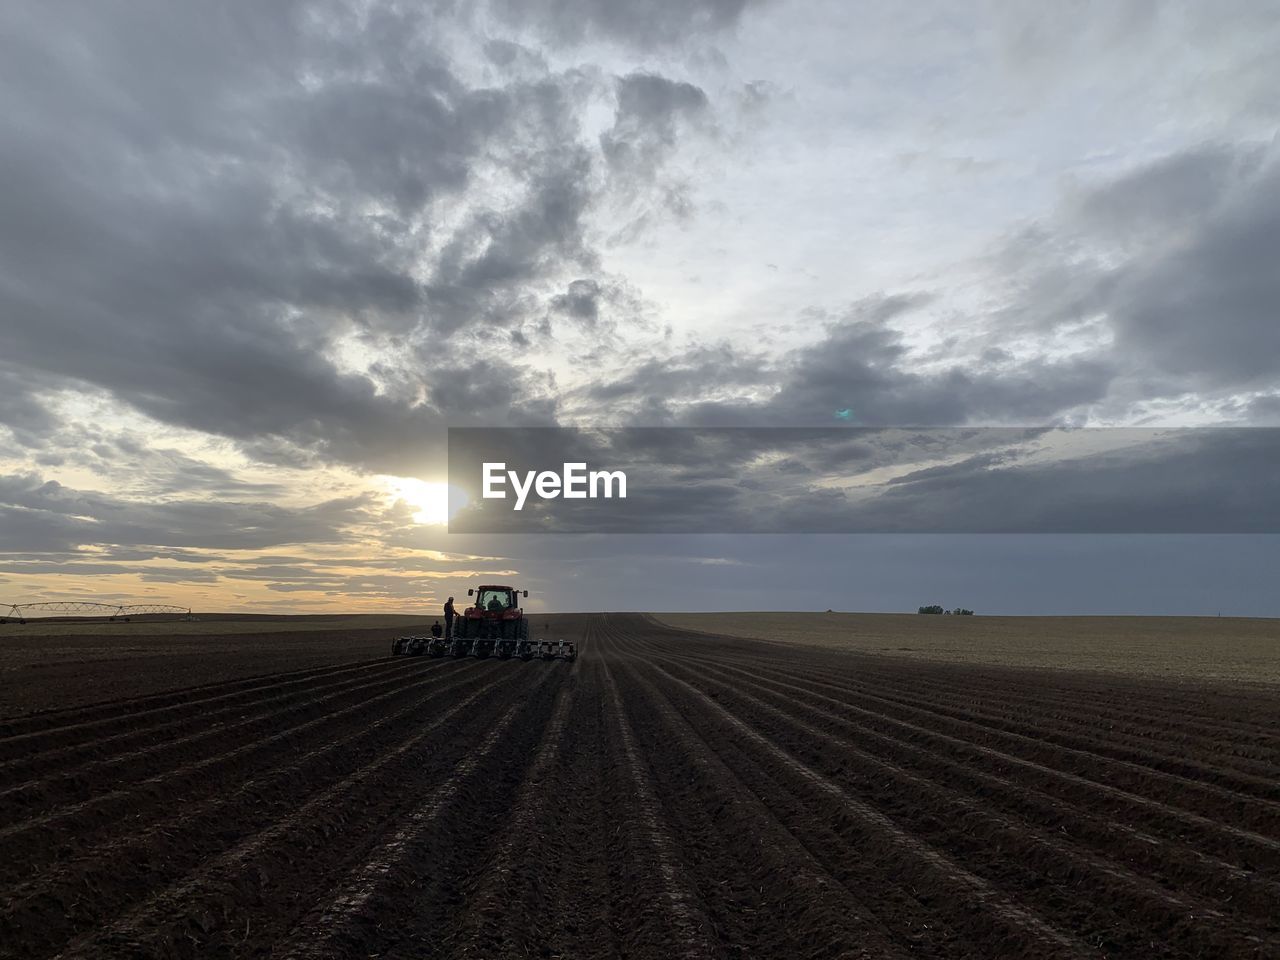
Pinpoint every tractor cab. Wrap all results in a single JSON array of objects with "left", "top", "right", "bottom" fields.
[
  {"left": 459, "top": 583, "right": 531, "bottom": 643},
  {"left": 466, "top": 585, "right": 526, "bottom": 620}
]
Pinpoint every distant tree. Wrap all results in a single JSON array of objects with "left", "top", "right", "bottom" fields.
[{"left": 918, "top": 605, "right": 945, "bottom": 615}]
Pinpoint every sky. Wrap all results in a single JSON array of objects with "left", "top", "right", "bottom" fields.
[{"left": 1, "top": 1, "right": 1278, "bottom": 616}]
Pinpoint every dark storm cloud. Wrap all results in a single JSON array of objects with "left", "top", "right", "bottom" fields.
[
  {"left": 860, "top": 429, "right": 1280, "bottom": 533},
  {"left": 550, "top": 279, "right": 606, "bottom": 324},
  {"left": 1106, "top": 158, "right": 1280, "bottom": 391},
  {"left": 487, "top": 0, "right": 760, "bottom": 48},
  {"left": 602, "top": 74, "right": 710, "bottom": 177},
  {"left": 448, "top": 427, "right": 1280, "bottom": 534},
  {"left": 0, "top": 3, "right": 731, "bottom": 477},
  {"left": 0, "top": 366, "right": 59, "bottom": 447},
  {"left": 989, "top": 142, "right": 1280, "bottom": 403},
  {"left": 583, "top": 343, "right": 762, "bottom": 412},
  {"left": 628, "top": 295, "right": 1113, "bottom": 428},
  {"left": 0, "top": 4, "right": 628, "bottom": 474},
  {"left": 14, "top": 426, "right": 289, "bottom": 498},
  {"left": 423, "top": 137, "right": 599, "bottom": 335},
  {"left": 0, "top": 473, "right": 377, "bottom": 552},
  {"left": 600, "top": 73, "right": 712, "bottom": 222},
  {"left": 1070, "top": 145, "right": 1264, "bottom": 240},
  {"left": 758, "top": 315, "right": 1111, "bottom": 427}
]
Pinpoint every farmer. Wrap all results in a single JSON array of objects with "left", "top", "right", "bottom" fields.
[{"left": 443, "top": 597, "right": 456, "bottom": 640}]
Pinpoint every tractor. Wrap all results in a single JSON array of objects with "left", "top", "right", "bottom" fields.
[{"left": 456, "top": 584, "right": 530, "bottom": 658}]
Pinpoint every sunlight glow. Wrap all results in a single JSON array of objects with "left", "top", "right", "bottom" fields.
[{"left": 379, "top": 477, "right": 468, "bottom": 526}]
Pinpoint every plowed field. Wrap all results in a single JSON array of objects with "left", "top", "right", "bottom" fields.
[{"left": 2, "top": 614, "right": 1277, "bottom": 958}]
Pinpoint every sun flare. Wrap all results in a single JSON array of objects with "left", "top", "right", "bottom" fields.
[{"left": 379, "top": 477, "right": 467, "bottom": 526}]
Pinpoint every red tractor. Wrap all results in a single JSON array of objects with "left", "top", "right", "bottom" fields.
[{"left": 455, "top": 584, "right": 529, "bottom": 658}]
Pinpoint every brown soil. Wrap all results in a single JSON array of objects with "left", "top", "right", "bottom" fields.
[{"left": 1, "top": 614, "right": 1277, "bottom": 958}]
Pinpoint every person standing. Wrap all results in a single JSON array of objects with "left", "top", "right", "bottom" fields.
[{"left": 443, "top": 596, "right": 456, "bottom": 640}]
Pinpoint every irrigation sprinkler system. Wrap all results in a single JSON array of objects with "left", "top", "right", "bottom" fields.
[{"left": 2, "top": 601, "right": 192, "bottom": 623}]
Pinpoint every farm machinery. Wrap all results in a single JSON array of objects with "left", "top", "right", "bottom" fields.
[
  {"left": 392, "top": 584, "right": 571, "bottom": 663},
  {"left": 390, "top": 634, "right": 448, "bottom": 657},
  {"left": 456, "top": 584, "right": 529, "bottom": 658}
]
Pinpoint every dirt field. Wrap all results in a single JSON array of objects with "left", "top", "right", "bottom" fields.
[
  {"left": 2, "top": 613, "right": 1278, "bottom": 958},
  {"left": 0, "top": 622, "right": 426, "bottom": 716},
  {"left": 657, "top": 612, "right": 1280, "bottom": 683},
  {"left": 0, "top": 614, "right": 558, "bottom": 716},
  {"left": 0, "top": 613, "right": 433, "bottom": 638}
]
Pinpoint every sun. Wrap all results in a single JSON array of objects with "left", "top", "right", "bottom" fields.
[{"left": 378, "top": 477, "right": 468, "bottom": 526}]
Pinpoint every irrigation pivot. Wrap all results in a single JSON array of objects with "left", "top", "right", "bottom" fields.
[{"left": 2, "top": 600, "right": 192, "bottom": 623}]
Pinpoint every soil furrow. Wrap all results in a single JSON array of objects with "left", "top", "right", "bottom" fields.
[
  {"left": 638, "top": 617, "right": 1280, "bottom": 741},
  {"left": 690, "top": 654, "right": 1280, "bottom": 786},
  {"left": 50, "top": 664, "right": 535, "bottom": 959},
  {"left": 610, "top": 640, "right": 922, "bottom": 959},
  {"left": 395, "top": 655, "right": 580, "bottom": 959},
  {"left": 662, "top": 650, "right": 1280, "bottom": 846},
  {"left": 597, "top": 627, "right": 723, "bottom": 960},
  {"left": 684, "top": 654, "right": 1280, "bottom": 921},
  {"left": 619, "top": 643, "right": 1093, "bottom": 959},
  {"left": 0, "top": 657, "right": 423, "bottom": 788},
  {"left": 274, "top": 666, "right": 560, "bottom": 959},
  {"left": 650, "top": 653, "right": 1280, "bottom": 958},
  {"left": 0, "top": 662, "right": 495, "bottom": 958},
  {"left": 0, "top": 657, "right": 404, "bottom": 754},
  {"left": 0, "top": 660, "right": 480, "bottom": 888}
]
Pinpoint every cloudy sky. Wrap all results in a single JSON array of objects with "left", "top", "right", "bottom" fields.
[{"left": 2, "top": 1, "right": 1278, "bottom": 615}]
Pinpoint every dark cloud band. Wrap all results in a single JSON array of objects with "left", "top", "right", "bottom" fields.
[{"left": 448, "top": 427, "right": 1280, "bottom": 533}]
